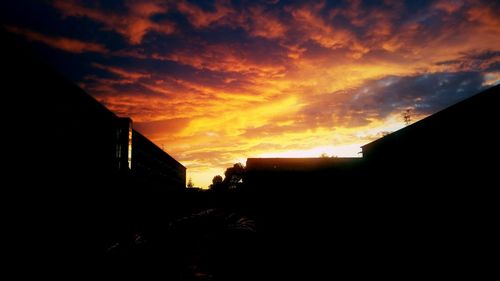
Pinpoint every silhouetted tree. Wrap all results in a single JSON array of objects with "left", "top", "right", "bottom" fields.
[
  {"left": 187, "top": 177, "right": 194, "bottom": 188},
  {"left": 209, "top": 175, "right": 224, "bottom": 190},
  {"left": 213, "top": 175, "right": 223, "bottom": 185},
  {"left": 209, "top": 163, "right": 246, "bottom": 191},
  {"left": 223, "top": 163, "right": 245, "bottom": 189}
]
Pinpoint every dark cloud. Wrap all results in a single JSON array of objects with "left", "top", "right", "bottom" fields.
[
  {"left": 51, "top": 0, "right": 175, "bottom": 45},
  {"left": 435, "top": 49, "right": 500, "bottom": 72},
  {"left": 306, "top": 71, "right": 487, "bottom": 125},
  {"left": 4, "top": 25, "right": 108, "bottom": 53}
]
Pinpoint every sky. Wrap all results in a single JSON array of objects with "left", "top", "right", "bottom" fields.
[{"left": 1, "top": 0, "right": 499, "bottom": 188}]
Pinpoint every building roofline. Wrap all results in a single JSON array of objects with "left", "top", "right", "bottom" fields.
[
  {"left": 133, "top": 130, "right": 186, "bottom": 169},
  {"left": 361, "top": 84, "right": 499, "bottom": 149}
]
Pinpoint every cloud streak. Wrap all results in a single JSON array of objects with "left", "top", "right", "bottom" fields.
[
  {"left": 4, "top": 25, "right": 108, "bottom": 53},
  {"left": 52, "top": 0, "right": 174, "bottom": 44}
]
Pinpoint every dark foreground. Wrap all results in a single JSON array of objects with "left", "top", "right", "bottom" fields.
[{"left": 87, "top": 185, "right": 492, "bottom": 280}]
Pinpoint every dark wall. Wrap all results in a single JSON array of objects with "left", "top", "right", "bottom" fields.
[
  {"left": 362, "top": 84, "right": 500, "bottom": 186},
  {"left": 246, "top": 157, "right": 362, "bottom": 191},
  {"left": 2, "top": 27, "right": 123, "bottom": 273},
  {"left": 132, "top": 130, "right": 186, "bottom": 191}
]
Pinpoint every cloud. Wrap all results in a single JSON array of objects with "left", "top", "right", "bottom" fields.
[
  {"left": 299, "top": 71, "right": 486, "bottom": 128},
  {"left": 94, "top": 93, "right": 178, "bottom": 121},
  {"left": 466, "top": 2, "right": 500, "bottom": 30},
  {"left": 174, "top": 1, "right": 287, "bottom": 41},
  {"left": 52, "top": 0, "right": 174, "bottom": 44},
  {"left": 134, "top": 117, "right": 191, "bottom": 139},
  {"left": 176, "top": 0, "right": 233, "bottom": 28},
  {"left": 149, "top": 40, "right": 288, "bottom": 78},
  {"left": 91, "top": 63, "right": 151, "bottom": 80},
  {"left": 435, "top": 50, "right": 500, "bottom": 72},
  {"left": 290, "top": 5, "right": 350, "bottom": 48},
  {"left": 174, "top": 0, "right": 286, "bottom": 40},
  {"left": 283, "top": 3, "right": 371, "bottom": 59},
  {"left": 235, "top": 5, "right": 288, "bottom": 40},
  {"left": 247, "top": 11, "right": 286, "bottom": 39},
  {"left": 236, "top": 71, "right": 487, "bottom": 157},
  {"left": 4, "top": 25, "right": 108, "bottom": 53},
  {"left": 434, "top": 0, "right": 464, "bottom": 14}
]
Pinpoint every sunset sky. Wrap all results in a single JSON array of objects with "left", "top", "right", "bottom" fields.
[{"left": 2, "top": 0, "right": 499, "bottom": 187}]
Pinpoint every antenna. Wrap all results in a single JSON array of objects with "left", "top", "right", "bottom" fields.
[{"left": 403, "top": 109, "right": 412, "bottom": 126}]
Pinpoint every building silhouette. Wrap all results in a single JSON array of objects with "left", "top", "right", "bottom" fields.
[
  {"left": 2, "top": 27, "right": 186, "bottom": 274},
  {"left": 2, "top": 27, "right": 185, "bottom": 189},
  {"left": 244, "top": 84, "right": 499, "bottom": 278},
  {"left": 246, "top": 157, "right": 362, "bottom": 189},
  {"left": 361, "top": 84, "right": 499, "bottom": 186},
  {"left": 246, "top": 84, "right": 499, "bottom": 187}
]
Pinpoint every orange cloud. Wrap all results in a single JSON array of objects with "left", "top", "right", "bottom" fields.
[
  {"left": 91, "top": 63, "right": 151, "bottom": 80},
  {"left": 466, "top": 3, "right": 500, "bottom": 32},
  {"left": 151, "top": 43, "right": 287, "bottom": 77},
  {"left": 5, "top": 25, "right": 108, "bottom": 53},
  {"left": 175, "top": 1, "right": 287, "bottom": 40},
  {"left": 245, "top": 6, "right": 286, "bottom": 39},
  {"left": 52, "top": 0, "right": 174, "bottom": 44},
  {"left": 289, "top": 4, "right": 369, "bottom": 58},
  {"left": 176, "top": 0, "right": 233, "bottom": 28},
  {"left": 434, "top": 0, "right": 463, "bottom": 14}
]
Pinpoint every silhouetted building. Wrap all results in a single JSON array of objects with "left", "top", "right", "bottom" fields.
[
  {"left": 247, "top": 157, "right": 360, "bottom": 171},
  {"left": 361, "top": 84, "right": 499, "bottom": 185},
  {"left": 246, "top": 157, "right": 361, "bottom": 189},
  {"left": 132, "top": 130, "right": 186, "bottom": 190},
  {"left": 2, "top": 27, "right": 186, "bottom": 271},
  {"left": 246, "top": 85, "right": 499, "bottom": 188},
  {"left": 243, "top": 86, "right": 499, "bottom": 279},
  {"left": 2, "top": 28, "right": 185, "bottom": 191}
]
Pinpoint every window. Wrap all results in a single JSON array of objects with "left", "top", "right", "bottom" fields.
[{"left": 127, "top": 123, "right": 132, "bottom": 169}]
